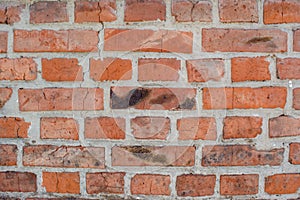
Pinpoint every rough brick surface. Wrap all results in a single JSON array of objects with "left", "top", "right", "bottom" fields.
[
  {"left": 0, "top": 3, "right": 23, "bottom": 24},
  {"left": 0, "top": 144, "right": 17, "bottom": 166},
  {"left": 277, "top": 58, "right": 300, "bottom": 79},
  {"left": 42, "top": 172, "right": 80, "bottom": 194},
  {"left": 289, "top": 143, "right": 300, "bottom": 165},
  {"left": 30, "top": 1, "right": 68, "bottom": 23},
  {"left": 0, "top": 117, "right": 30, "bottom": 138},
  {"left": 86, "top": 172, "right": 125, "bottom": 194},
  {"left": 220, "top": 174, "right": 259, "bottom": 195},
  {"left": 42, "top": 58, "right": 83, "bottom": 81},
  {"left": 0, "top": 88, "right": 12, "bottom": 109},
  {"left": 269, "top": 116, "right": 300, "bottom": 138},
  {"left": 172, "top": 0, "right": 212, "bottom": 22},
  {"left": 293, "top": 88, "right": 300, "bottom": 109},
  {"left": 223, "top": 117, "right": 262, "bottom": 139},
  {"left": 0, "top": 31, "right": 7, "bottom": 53},
  {"left": 0, "top": 172, "right": 36, "bottom": 192},
  {"left": 41, "top": 117, "right": 79, "bottom": 140},
  {"left": 125, "top": 0, "right": 166, "bottom": 22},
  {"left": 202, "top": 29, "right": 287, "bottom": 52},
  {"left": 265, "top": 174, "right": 300, "bottom": 194},
  {"left": 131, "top": 174, "right": 170, "bottom": 195},
  {"left": 176, "top": 174, "right": 216, "bottom": 197}
]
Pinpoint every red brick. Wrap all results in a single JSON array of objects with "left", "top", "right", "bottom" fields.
[
  {"left": 202, "top": 145, "right": 284, "bottom": 166},
  {"left": 0, "top": 117, "right": 30, "bottom": 138},
  {"left": 0, "top": 4, "right": 24, "bottom": 24},
  {"left": 42, "top": 58, "right": 83, "bottom": 81},
  {"left": 176, "top": 174, "right": 215, "bottom": 197},
  {"left": 85, "top": 117, "right": 125, "bottom": 139},
  {"left": 30, "top": 1, "right": 68, "bottom": 23},
  {"left": 111, "top": 87, "right": 196, "bottom": 110},
  {"left": 172, "top": 0, "right": 212, "bottom": 22},
  {"left": 23, "top": 145, "right": 105, "bottom": 168},
  {"left": 223, "top": 117, "right": 262, "bottom": 139},
  {"left": 112, "top": 146, "right": 195, "bottom": 166},
  {"left": 294, "top": 29, "right": 300, "bottom": 51},
  {"left": 90, "top": 58, "right": 132, "bottom": 81},
  {"left": 264, "top": 0, "right": 300, "bottom": 24},
  {"left": 0, "top": 88, "right": 12, "bottom": 109},
  {"left": 138, "top": 58, "right": 180, "bottom": 81},
  {"left": 131, "top": 117, "right": 170, "bottom": 140},
  {"left": 202, "top": 87, "right": 287, "bottom": 109},
  {"left": 42, "top": 172, "right": 80, "bottom": 194},
  {"left": 104, "top": 29, "right": 193, "bottom": 53},
  {"left": 131, "top": 174, "right": 170, "bottom": 195},
  {"left": 0, "top": 58, "right": 37, "bottom": 81},
  {"left": 177, "top": 117, "right": 216, "bottom": 140},
  {"left": 293, "top": 88, "right": 300, "bottom": 109},
  {"left": 125, "top": 0, "right": 165, "bottom": 22},
  {"left": 86, "top": 172, "right": 125, "bottom": 194},
  {"left": 202, "top": 29, "right": 287, "bottom": 52},
  {"left": 41, "top": 117, "right": 79, "bottom": 140},
  {"left": 0, "top": 144, "right": 17, "bottom": 166},
  {"left": 186, "top": 58, "right": 224, "bottom": 82},
  {"left": 289, "top": 143, "right": 300, "bottom": 165},
  {"left": 75, "top": 0, "right": 117, "bottom": 23},
  {"left": 220, "top": 174, "right": 259, "bottom": 195},
  {"left": 231, "top": 57, "right": 271, "bottom": 82},
  {"left": 0, "top": 172, "right": 36, "bottom": 192},
  {"left": 0, "top": 32, "right": 7, "bottom": 53},
  {"left": 14, "top": 29, "right": 98, "bottom": 52},
  {"left": 269, "top": 116, "right": 300, "bottom": 138},
  {"left": 265, "top": 174, "right": 300, "bottom": 194},
  {"left": 18, "top": 88, "right": 103, "bottom": 111},
  {"left": 277, "top": 58, "right": 300, "bottom": 79},
  {"left": 219, "top": 0, "right": 258, "bottom": 22}
]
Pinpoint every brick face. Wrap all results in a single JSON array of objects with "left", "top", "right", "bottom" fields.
[
  {"left": 131, "top": 174, "right": 170, "bottom": 195},
  {"left": 0, "top": 172, "right": 36, "bottom": 192},
  {"left": 0, "top": 4, "right": 24, "bottom": 24},
  {"left": 265, "top": 174, "right": 300, "bottom": 194},
  {"left": 0, "top": 144, "right": 17, "bottom": 166},
  {"left": 0, "top": 117, "right": 30, "bottom": 138},
  {"left": 220, "top": 174, "right": 259, "bottom": 195},
  {"left": 0, "top": 31, "right": 7, "bottom": 53},
  {"left": 277, "top": 58, "right": 300, "bottom": 79}
]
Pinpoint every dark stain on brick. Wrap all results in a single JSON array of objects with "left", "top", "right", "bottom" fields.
[
  {"left": 122, "top": 146, "right": 167, "bottom": 164},
  {"left": 246, "top": 37, "right": 273, "bottom": 44},
  {"left": 149, "top": 93, "right": 176, "bottom": 104},
  {"left": 129, "top": 88, "right": 150, "bottom": 106},
  {"left": 178, "top": 98, "right": 195, "bottom": 109},
  {"left": 111, "top": 88, "right": 150, "bottom": 109}
]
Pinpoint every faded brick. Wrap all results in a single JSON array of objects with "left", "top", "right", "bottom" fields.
[
  {"left": 131, "top": 174, "right": 170, "bottom": 195},
  {"left": 0, "top": 144, "right": 17, "bottom": 166}
]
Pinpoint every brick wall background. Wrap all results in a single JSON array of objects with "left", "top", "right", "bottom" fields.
[{"left": 0, "top": 0, "right": 300, "bottom": 199}]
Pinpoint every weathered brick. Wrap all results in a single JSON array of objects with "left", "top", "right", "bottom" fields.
[
  {"left": 0, "top": 58, "right": 37, "bottom": 81},
  {"left": 264, "top": 0, "right": 300, "bottom": 24},
  {"left": 289, "top": 143, "right": 300, "bottom": 165},
  {"left": 176, "top": 174, "right": 216, "bottom": 197},
  {"left": 19, "top": 88, "right": 103, "bottom": 111},
  {"left": 42, "top": 172, "right": 80, "bottom": 194},
  {"left": 219, "top": 0, "right": 258, "bottom": 22},
  {"left": 86, "top": 172, "right": 125, "bottom": 194},
  {"left": 42, "top": 58, "right": 83, "bottom": 81},
  {"left": 30, "top": 1, "right": 68, "bottom": 23},
  {"left": 125, "top": 0, "right": 165, "bottom": 22},
  {"left": 231, "top": 57, "right": 271, "bottom": 82},
  {"left": 138, "top": 58, "right": 180, "bottom": 81},
  {"left": 277, "top": 58, "right": 300, "bottom": 79},
  {"left": 104, "top": 29, "right": 193, "bottom": 53},
  {"left": 90, "top": 58, "right": 132, "bottom": 81},
  {"left": 111, "top": 87, "right": 196, "bottom": 110},
  {"left": 23, "top": 145, "right": 105, "bottom": 168},
  {"left": 293, "top": 88, "right": 300, "bottom": 109},
  {"left": 41, "top": 117, "right": 79, "bottom": 140},
  {"left": 202, "top": 87, "right": 287, "bottom": 109},
  {"left": 0, "top": 32, "right": 7, "bottom": 53},
  {"left": 269, "top": 116, "right": 300, "bottom": 138},
  {"left": 112, "top": 146, "right": 195, "bottom": 166},
  {"left": 202, "top": 29, "right": 287, "bottom": 52},
  {"left": 0, "top": 172, "right": 36, "bottom": 192},
  {"left": 202, "top": 145, "right": 284, "bottom": 166},
  {"left": 186, "top": 58, "right": 224, "bottom": 82},
  {"left": 75, "top": 0, "right": 117, "bottom": 23},
  {"left": 131, "top": 174, "right": 170, "bottom": 195},
  {"left": 0, "top": 117, "right": 30, "bottom": 138},
  {"left": 14, "top": 30, "right": 98, "bottom": 52},
  {"left": 220, "top": 174, "right": 259, "bottom": 195},
  {"left": 223, "top": 117, "right": 262, "bottom": 139},
  {"left": 265, "top": 174, "right": 300, "bottom": 194},
  {"left": 0, "top": 3, "right": 23, "bottom": 24},
  {"left": 177, "top": 117, "right": 216, "bottom": 140},
  {"left": 171, "top": 0, "right": 212, "bottom": 22},
  {"left": 131, "top": 117, "right": 170, "bottom": 140},
  {"left": 294, "top": 29, "right": 300, "bottom": 51},
  {"left": 0, "top": 144, "right": 17, "bottom": 166},
  {"left": 0, "top": 88, "right": 12, "bottom": 109},
  {"left": 85, "top": 117, "right": 125, "bottom": 139}
]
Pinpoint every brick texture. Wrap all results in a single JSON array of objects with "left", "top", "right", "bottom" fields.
[
  {"left": 0, "top": 117, "right": 30, "bottom": 138},
  {"left": 0, "top": 172, "right": 36, "bottom": 192},
  {"left": 265, "top": 174, "right": 300, "bottom": 194},
  {"left": 220, "top": 174, "right": 259, "bottom": 195},
  {"left": 277, "top": 58, "right": 300, "bottom": 79},
  {"left": 131, "top": 174, "right": 170, "bottom": 195},
  {"left": 0, "top": 144, "right": 17, "bottom": 166}
]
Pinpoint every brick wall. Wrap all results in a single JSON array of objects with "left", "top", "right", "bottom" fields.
[{"left": 0, "top": 0, "right": 300, "bottom": 199}]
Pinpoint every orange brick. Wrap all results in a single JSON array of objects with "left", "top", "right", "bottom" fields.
[
  {"left": 0, "top": 3, "right": 24, "bottom": 24},
  {"left": 0, "top": 172, "right": 36, "bottom": 192},
  {"left": 277, "top": 58, "right": 300, "bottom": 79},
  {"left": 293, "top": 88, "right": 300, "bottom": 109},
  {"left": 0, "top": 144, "right": 17, "bottom": 166},
  {"left": 220, "top": 174, "right": 259, "bottom": 195},
  {"left": 269, "top": 115, "right": 300, "bottom": 138},
  {"left": 0, "top": 117, "right": 30, "bottom": 138},
  {"left": 0, "top": 88, "right": 12, "bottom": 109},
  {"left": 131, "top": 174, "right": 170, "bottom": 195},
  {"left": 265, "top": 174, "right": 300, "bottom": 194},
  {"left": 289, "top": 143, "right": 300, "bottom": 165},
  {"left": 0, "top": 32, "right": 7, "bottom": 53}
]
